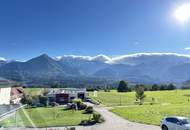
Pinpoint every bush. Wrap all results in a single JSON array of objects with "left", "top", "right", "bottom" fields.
[
  {"left": 93, "top": 113, "right": 101, "bottom": 122},
  {"left": 79, "top": 120, "right": 96, "bottom": 126},
  {"left": 21, "top": 94, "right": 33, "bottom": 106},
  {"left": 39, "top": 96, "right": 48, "bottom": 107},
  {"left": 73, "top": 98, "right": 82, "bottom": 105},
  {"left": 84, "top": 106, "right": 94, "bottom": 114},
  {"left": 78, "top": 103, "right": 87, "bottom": 110}
]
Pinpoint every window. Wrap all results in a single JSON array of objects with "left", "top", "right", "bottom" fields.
[{"left": 166, "top": 118, "right": 179, "bottom": 124}]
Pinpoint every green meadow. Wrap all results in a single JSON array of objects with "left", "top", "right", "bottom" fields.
[{"left": 89, "top": 90, "right": 190, "bottom": 125}]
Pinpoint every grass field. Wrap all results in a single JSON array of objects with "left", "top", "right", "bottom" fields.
[
  {"left": 89, "top": 90, "right": 190, "bottom": 125},
  {"left": 0, "top": 107, "right": 92, "bottom": 127}
]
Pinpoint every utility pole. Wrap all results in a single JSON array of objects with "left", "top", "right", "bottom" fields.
[
  {"left": 15, "top": 110, "right": 17, "bottom": 129},
  {"left": 120, "top": 94, "right": 121, "bottom": 106}
]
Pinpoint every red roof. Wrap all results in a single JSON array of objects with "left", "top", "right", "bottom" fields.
[{"left": 11, "top": 87, "right": 24, "bottom": 99}]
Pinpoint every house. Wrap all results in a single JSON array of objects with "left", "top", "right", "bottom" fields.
[
  {"left": 0, "top": 87, "right": 11, "bottom": 105},
  {"left": 0, "top": 79, "right": 12, "bottom": 105},
  {"left": 47, "top": 88, "right": 87, "bottom": 104},
  {"left": 0, "top": 78, "right": 23, "bottom": 105}
]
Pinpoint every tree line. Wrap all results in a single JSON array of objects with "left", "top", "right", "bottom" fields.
[{"left": 117, "top": 80, "right": 177, "bottom": 92}]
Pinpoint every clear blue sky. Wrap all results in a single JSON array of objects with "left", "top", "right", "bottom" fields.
[{"left": 0, "top": 0, "right": 190, "bottom": 60}]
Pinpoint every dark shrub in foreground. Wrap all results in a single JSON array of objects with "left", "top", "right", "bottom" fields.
[
  {"left": 93, "top": 113, "right": 101, "bottom": 123},
  {"left": 78, "top": 103, "right": 87, "bottom": 110},
  {"left": 84, "top": 106, "right": 94, "bottom": 114}
]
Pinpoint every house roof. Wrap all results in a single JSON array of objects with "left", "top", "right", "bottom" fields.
[
  {"left": 48, "top": 88, "right": 86, "bottom": 95},
  {"left": 11, "top": 87, "right": 24, "bottom": 100}
]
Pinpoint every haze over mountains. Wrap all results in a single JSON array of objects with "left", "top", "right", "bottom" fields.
[{"left": 0, "top": 53, "right": 190, "bottom": 86}]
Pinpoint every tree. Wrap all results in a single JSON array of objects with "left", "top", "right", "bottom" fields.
[
  {"left": 151, "top": 84, "right": 160, "bottom": 91},
  {"left": 39, "top": 96, "right": 48, "bottom": 107},
  {"left": 117, "top": 80, "right": 129, "bottom": 92},
  {"left": 135, "top": 84, "right": 146, "bottom": 105},
  {"left": 51, "top": 82, "right": 60, "bottom": 88},
  {"left": 160, "top": 84, "right": 167, "bottom": 90},
  {"left": 167, "top": 83, "right": 176, "bottom": 90},
  {"left": 21, "top": 94, "right": 33, "bottom": 106}
]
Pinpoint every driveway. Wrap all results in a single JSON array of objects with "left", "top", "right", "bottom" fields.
[
  {"left": 75, "top": 103, "right": 161, "bottom": 130},
  {"left": 6, "top": 103, "right": 161, "bottom": 130}
]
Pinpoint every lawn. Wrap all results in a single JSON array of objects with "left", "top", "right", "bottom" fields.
[
  {"left": 24, "top": 88, "right": 44, "bottom": 96},
  {"left": 89, "top": 90, "right": 190, "bottom": 106},
  {"left": 89, "top": 90, "right": 190, "bottom": 125},
  {"left": 111, "top": 104, "right": 190, "bottom": 125},
  {"left": 0, "top": 107, "right": 92, "bottom": 128}
]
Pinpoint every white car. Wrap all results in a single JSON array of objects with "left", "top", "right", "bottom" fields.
[{"left": 161, "top": 116, "right": 190, "bottom": 130}]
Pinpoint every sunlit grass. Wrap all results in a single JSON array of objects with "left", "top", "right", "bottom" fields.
[
  {"left": 89, "top": 90, "right": 190, "bottom": 106},
  {"left": 111, "top": 104, "right": 190, "bottom": 125},
  {"left": 89, "top": 90, "right": 190, "bottom": 125},
  {"left": 0, "top": 107, "right": 92, "bottom": 128}
]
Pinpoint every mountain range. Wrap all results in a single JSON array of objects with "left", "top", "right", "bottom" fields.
[{"left": 1, "top": 53, "right": 190, "bottom": 86}]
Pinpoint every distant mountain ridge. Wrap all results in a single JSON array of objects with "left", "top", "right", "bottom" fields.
[{"left": 1, "top": 53, "right": 190, "bottom": 86}]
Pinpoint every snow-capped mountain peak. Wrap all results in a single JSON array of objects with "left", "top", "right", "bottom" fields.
[{"left": 0, "top": 57, "right": 6, "bottom": 61}]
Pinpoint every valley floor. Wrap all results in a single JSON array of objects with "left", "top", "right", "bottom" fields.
[{"left": 90, "top": 90, "right": 190, "bottom": 125}]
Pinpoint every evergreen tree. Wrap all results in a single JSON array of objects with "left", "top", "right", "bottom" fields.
[{"left": 117, "top": 80, "right": 129, "bottom": 92}]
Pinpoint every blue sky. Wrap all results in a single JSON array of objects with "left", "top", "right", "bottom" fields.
[{"left": 0, "top": 0, "right": 190, "bottom": 60}]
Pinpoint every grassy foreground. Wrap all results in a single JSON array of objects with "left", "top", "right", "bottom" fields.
[
  {"left": 111, "top": 104, "right": 190, "bottom": 125},
  {"left": 0, "top": 107, "right": 92, "bottom": 127},
  {"left": 89, "top": 90, "right": 190, "bottom": 125}
]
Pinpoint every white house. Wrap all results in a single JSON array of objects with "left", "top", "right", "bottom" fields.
[
  {"left": 0, "top": 78, "right": 18, "bottom": 105},
  {"left": 0, "top": 87, "right": 11, "bottom": 105}
]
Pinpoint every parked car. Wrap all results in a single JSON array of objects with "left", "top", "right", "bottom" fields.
[{"left": 161, "top": 116, "right": 190, "bottom": 130}]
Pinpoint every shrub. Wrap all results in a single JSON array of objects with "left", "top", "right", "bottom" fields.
[
  {"left": 84, "top": 106, "right": 94, "bottom": 114},
  {"left": 39, "top": 96, "right": 48, "bottom": 107},
  {"left": 21, "top": 94, "right": 33, "bottom": 106},
  {"left": 73, "top": 98, "right": 82, "bottom": 106},
  {"left": 93, "top": 113, "right": 101, "bottom": 122},
  {"left": 79, "top": 120, "right": 96, "bottom": 126},
  {"left": 78, "top": 103, "right": 87, "bottom": 110}
]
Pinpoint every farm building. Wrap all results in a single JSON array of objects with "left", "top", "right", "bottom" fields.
[{"left": 47, "top": 88, "right": 87, "bottom": 104}]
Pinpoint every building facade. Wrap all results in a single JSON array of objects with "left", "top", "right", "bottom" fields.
[
  {"left": 0, "top": 87, "right": 11, "bottom": 105},
  {"left": 47, "top": 88, "right": 87, "bottom": 104}
]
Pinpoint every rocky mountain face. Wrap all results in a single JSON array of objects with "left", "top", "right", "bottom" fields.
[{"left": 1, "top": 53, "right": 190, "bottom": 86}]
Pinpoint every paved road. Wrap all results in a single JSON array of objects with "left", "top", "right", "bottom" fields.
[{"left": 6, "top": 104, "right": 161, "bottom": 130}]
